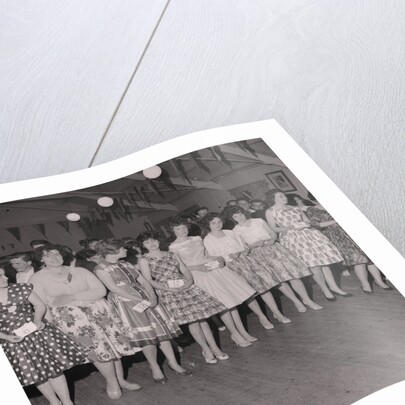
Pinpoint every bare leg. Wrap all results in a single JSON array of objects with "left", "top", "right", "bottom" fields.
[
  {"left": 200, "top": 320, "right": 228, "bottom": 357},
  {"left": 278, "top": 282, "right": 307, "bottom": 312},
  {"left": 353, "top": 264, "right": 372, "bottom": 291},
  {"left": 289, "top": 279, "right": 323, "bottom": 310},
  {"left": 142, "top": 345, "right": 165, "bottom": 379},
  {"left": 260, "top": 291, "right": 291, "bottom": 323},
  {"left": 36, "top": 381, "right": 62, "bottom": 405},
  {"left": 114, "top": 359, "right": 142, "bottom": 390},
  {"left": 246, "top": 297, "right": 274, "bottom": 329},
  {"left": 229, "top": 308, "right": 257, "bottom": 341},
  {"left": 48, "top": 375, "right": 73, "bottom": 405},
  {"left": 368, "top": 264, "right": 390, "bottom": 288},
  {"left": 159, "top": 340, "right": 186, "bottom": 372},
  {"left": 188, "top": 321, "right": 215, "bottom": 361},
  {"left": 322, "top": 266, "right": 348, "bottom": 295},
  {"left": 219, "top": 310, "right": 250, "bottom": 345},
  {"left": 311, "top": 266, "right": 334, "bottom": 299},
  {"left": 93, "top": 360, "right": 121, "bottom": 399}
]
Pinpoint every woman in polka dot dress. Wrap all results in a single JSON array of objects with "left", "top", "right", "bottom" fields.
[
  {"left": 0, "top": 267, "right": 86, "bottom": 405},
  {"left": 30, "top": 244, "right": 142, "bottom": 400}
]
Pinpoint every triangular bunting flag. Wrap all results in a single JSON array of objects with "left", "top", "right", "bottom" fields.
[
  {"left": 56, "top": 221, "right": 71, "bottom": 234},
  {"left": 6, "top": 227, "right": 21, "bottom": 242}
]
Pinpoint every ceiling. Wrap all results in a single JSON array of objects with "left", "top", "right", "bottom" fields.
[{"left": 0, "top": 139, "right": 282, "bottom": 227}]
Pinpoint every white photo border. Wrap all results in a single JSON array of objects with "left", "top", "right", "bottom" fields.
[{"left": 0, "top": 119, "right": 404, "bottom": 405}]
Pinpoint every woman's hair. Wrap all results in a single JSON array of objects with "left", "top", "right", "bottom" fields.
[
  {"left": 29, "top": 239, "right": 50, "bottom": 248},
  {"left": 265, "top": 189, "right": 284, "bottom": 208},
  {"left": 8, "top": 251, "right": 32, "bottom": 263},
  {"left": 168, "top": 216, "right": 190, "bottom": 232},
  {"left": 136, "top": 231, "right": 168, "bottom": 253},
  {"left": 76, "top": 248, "right": 98, "bottom": 260},
  {"left": 0, "top": 256, "right": 17, "bottom": 283},
  {"left": 286, "top": 193, "right": 315, "bottom": 207},
  {"left": 78, "top": 238, "right": 98, "bottom": 248},
  {"left": 200, "top": 212, "right": 224, "bottom": 228},
  {"left": 94, "top": 239, "right": 124, "bottom": 258},
  {"left": 225, "top": 206, "right": 251, "bottom": 223},
  {"left": 33, "top": 244, "right": 75, "bottom": 266}
]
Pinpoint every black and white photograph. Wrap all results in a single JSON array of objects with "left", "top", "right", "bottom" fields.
[{"left": 1, "top": 135, "right": 404, "bottom": 405}]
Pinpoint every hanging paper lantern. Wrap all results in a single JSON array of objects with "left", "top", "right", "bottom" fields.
[
  {"left": 143, "top": 166, "right": 162, "bottom": 179},
  {"left": 97, "top": 196, "right": 114, "bottom": 207},
  {"left": 66, "top": 213, "right": 81, "bottom": 222}
]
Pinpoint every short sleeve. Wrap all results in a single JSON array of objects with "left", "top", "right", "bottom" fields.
[
  {"left": 94, "top": 263, "right": 111, "bottom": 273},
  {"left": 9, "top": 283, "right": 33, "bottom": 303}
]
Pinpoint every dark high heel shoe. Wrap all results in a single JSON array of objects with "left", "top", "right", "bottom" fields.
[
  {"left": 153, "top": 376, "right": 168, "bottom": 384},
  {"left": 323, "top": 294, "right": 337, "bottom": 302},
  {"left": 361, "top": 287, "right": 373, "bottom": 294},
  {"left": 374, "top": 282, "right": 393, "bottom": 290}
]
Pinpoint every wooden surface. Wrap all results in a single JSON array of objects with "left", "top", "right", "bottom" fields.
[
  {"left": 27, "top": 275, "right": 405, "bottom": 405},
  {"left": 1, "top": 1, "right": 405, "bottom": 255}
]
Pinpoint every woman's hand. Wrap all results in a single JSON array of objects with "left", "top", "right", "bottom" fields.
[
  {"left": 217, "top": 257, "right": 226, "bottom": 268},
  {"left": 249, "top": 240, "right": 264, "bottom": 249},
  {"left": 34, "top": 320, "right": 46, "bottom": 331},
  {"left": 149, "top": 296, "right": 158, "bottom": 308},
  {"left": 2, "top": 334, "right": 24, "bottom": 343},
  {"left": 264, "top": 237, "right": 277, "bottom": 246},
  {"left": 183, "top": 279, "right": 193, "bottom": 289}
]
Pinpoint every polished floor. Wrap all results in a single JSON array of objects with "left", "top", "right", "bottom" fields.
[{"left": 27, "top": 273, "right": 405, "bottom": 405}]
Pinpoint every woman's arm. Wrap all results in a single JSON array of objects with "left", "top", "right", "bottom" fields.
[
  {"left": 315, "top": 220, "right": 336, "bottom": 228},
  {"left": 138, "top": 258, "right": 172, "bottom": 292},
  {"left": 28, "top": 290, "right": 47, "bottom": 328},
  {"left": 29, "top": 275, "right": 54, "bottom": 322},
  {"left": 95, "top": 269, "right": 143, "bottom": 302},
  {"left": 135, "top": 273, "right": 158, "bottom": 307},
  {"left": 0, "top": 331, "right": 24, "bottom": 343},
  {"left": 173, "top": 254, "right": 194, "bottom": 289},
  {"left": 71, "top": 269, "right": 107, "bottom": 302},
  {"left": 265, "top": 209, "right": 291, "bottom": 233}
]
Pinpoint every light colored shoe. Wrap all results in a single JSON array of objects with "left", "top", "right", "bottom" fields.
[
  {"left": 213, "top": 351, "right": 229, "bottom": 361},
  {"left": 231, "top": 335, "right": 252, "bottom": 348},
  {"left": 106, "top": 387, "right": 122, "bottom": 400},
  {"left": 273, "top": 313, "right": 292, "bottom": 324},
  {"left": 202, "top": 351, "right": 217, "bottom": 364},
  {"left": 259, "top": 318, "right": 274, "bottom": 330},
  {"left": 120, "top": 381, "right": 142, "bottom": 391},
  {"left": 245, "top": 335, "right": 258, "bottom": 343}
]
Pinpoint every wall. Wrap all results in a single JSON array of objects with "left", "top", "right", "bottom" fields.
[
  {"left": 0, "top": 222, "right": 86, "bottom": 256},
  {"left": 217, "top": 164, "right": 309, "bottom": 199}
]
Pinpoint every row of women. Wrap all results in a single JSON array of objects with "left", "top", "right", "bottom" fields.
[{"left": 0, "top": 189, "right": 393, "bottom": 405}]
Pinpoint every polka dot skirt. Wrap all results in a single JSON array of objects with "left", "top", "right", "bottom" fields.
[{"left": 1, "top": 284, "right": 86, "bottom": 386}]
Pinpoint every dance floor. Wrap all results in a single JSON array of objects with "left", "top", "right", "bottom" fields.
[{"left": 27, "top": 273, "right": 405, "bottom": 405}]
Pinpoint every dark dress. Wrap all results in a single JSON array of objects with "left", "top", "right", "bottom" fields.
[
  {"left": 0, "top": 284, "right": 86, "bottom": 386},
  {"left": 306, "top": 206, "right": 370, "bottom": 266}
]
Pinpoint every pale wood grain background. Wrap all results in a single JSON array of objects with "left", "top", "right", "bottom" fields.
[{"left": 1, "top": 0, "right": 405, "bottom": 256}]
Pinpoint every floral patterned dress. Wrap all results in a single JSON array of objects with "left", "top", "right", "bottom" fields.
[
  {"left": 232, "top": 218, "right": 312, "bottom": 283},
  {"left": 270, "top": 206, "right": 344, "bottom": 267},
  {"left": 306, "top": 206, "right": 370, "bottom": 266},
  {"left": 95, "top": 261, "right": 181, "bottom": 346},
  {"left": 0, "top": 284, "right": 86, "bottom": 386},
  {"left": 145, "top": 252, "right": 226, "bottom": 325},
  {"left": 30, "top": 267, "right": 139, "bottom": 363}
]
